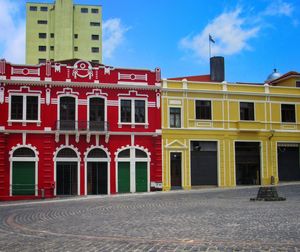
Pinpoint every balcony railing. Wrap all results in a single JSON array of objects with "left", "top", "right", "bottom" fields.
[{"left": 56, "top": 120, "right": 109, "bottom": 132}]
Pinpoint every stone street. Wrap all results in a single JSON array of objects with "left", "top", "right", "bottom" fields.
[{"left": 0, "top": 184, "right": 299, "bottom": 251}]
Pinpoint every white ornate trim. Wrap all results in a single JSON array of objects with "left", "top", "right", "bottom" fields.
[
  {"left": 9, "top": 144, "right": 39, "bottom": 161},
  {"left": 9, "top": 144, "right": 39, "bottom": 197},
  {"left": 86, "top": 89, "right": 108, "bottom": 97},
  {"left": 114, "top": 145, "right": 150, "bottom": 161},
  {"left": 84, "top": 145, "right": 111, "bottom": 162},
  {"left": 8, "top": 86, "right": 42, "bottom": 94},
  {"left": 46, "top": 88, "right": 51, "bottom": 105},
  {"left": 114, "top": 145, "right": 151, "bottom": 193},
  {"left": 56, "top": 87, "right": 79, "bottom": 96},
  {"left": 0, "top": 86, "right": 4, "bottom": 104},
  {"left": 117, "top": 90, "right": 149, "bottom": 98},
  {"left": 72, "top": 60, "right": 93, "bottom": 80},
  {"left": 53, "top": 145, "right": 81, "bottom": 196},
  {"left": 53, "top": 144, "right": 81, "bottom": 161}
]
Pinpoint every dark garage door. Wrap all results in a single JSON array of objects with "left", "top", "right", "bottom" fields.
[
  {"left": 235, "top": 142, "right": 260, "bottom": 185},
  {"left": 191, "top": 141, "right": 218, "bottom": 186},
  {"left": 278, "top": 144, "right": 300, "bottom": 182}
]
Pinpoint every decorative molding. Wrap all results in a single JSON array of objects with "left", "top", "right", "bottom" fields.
[
  {"left": 7, "top": 86, "right": 41, "bottom": 94},
  {"left": 0, "top": 86, "right": 4, "bottom": 104},
  {"left": 155, "top": 68, "right": 161, "bottom": 82},
  {"left": 72, "top": 60, "right": 93, "bottom": 80},
  {"left": 169, "top": 99, "right": 182, "bottom": 105},
  {"left": 22, "top": 132, "right": 26, "bottom": 145},
  {"left": 84, "top": 145, "right": 111, "bottom": 162},
  {"left": 148, "top": 102, "right": 156, "bottom": 107},
  {"left": 9, "top": 143, "right": 39, "bottom": 161},
  {"left": 53, "top": 144, "right": 81, "bottom": 161},
  {"left": 117, "top": 90, "right": 148, "bottom": 98},
  {"left": 46, "top": 61, "right": 51, "bottom": 77},
  {"left": 118, "top": 81, "right": 148, "bottom": 86},
  {"left": 114, "top": 144, "right": 150, "bottom": 161},
  {"left": 54, "top": 63, "right": 61, "bottom": 73},
  {"left": 86, "top": 89, "right": 108, "bottom": 97},
  {"left": 104, "top": 67, "right": 111, "bottom": 75},
  {"left": 118, "top": 73, "right": 147, "bottom": 82},
  {"left": 11, "top": 76, "right": 41, "bottom": 81},
  {"left": 107, "top": 100, "right": 119, "bottom": 106},
  {"left": 12, "top": 67, "right": 40, "bottom": 76},
  {"left": 56, "top": 87, "right": 79, "bottom": 96},
  {"left": 165, "top": 139, "right": 187, "bottom": 149},
  {"left": 46, "top": 88, "right": 51, "bottom": 105},
  {"left": 0, "top": 59, "right": 5, "bottom": 74},
  {"left": 264, "top": 83, "right": 270, "bottom": 94},
  {"left": 182, "top": 79, "right": 188, "bottom": 89},
  {"left": 162, "top": 79, "right": 168, "bottom": 88},
  {"left": 156, "top": 93, "right": 161, "bottom": 109}
]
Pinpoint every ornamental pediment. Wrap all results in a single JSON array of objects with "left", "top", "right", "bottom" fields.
[
  {"left": 0, "top": 58, "right": 160, "bottom": 87},
  {"left": 165, "top": 140, "right": 187, "bottom": 149},
  {"left": 72, "top": 60, "right": 93, "bottom": 80}
]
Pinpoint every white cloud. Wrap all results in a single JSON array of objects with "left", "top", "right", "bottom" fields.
[
  {"left": 180, "top": 8, "right": 260, "bottom": 61},
  {"left": 263, "top": 0, "right": 293, "bottom": 17},
  {"left": 0, "top": 0, "right": 25, "bottom": 63},
  {"left": 102, "top": 18, "right": 129, "bottom": 59}
]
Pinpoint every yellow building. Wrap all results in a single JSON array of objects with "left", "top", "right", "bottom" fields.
[{"left": 162, "top": 64, "right": 300, "bottom": 191}]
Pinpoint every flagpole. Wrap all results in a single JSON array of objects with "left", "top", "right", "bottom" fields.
[
  {"left": 209, "top": 34, "right": 215, "bottom": 60},
  {"left": 209, "top": 36, "right": 211, "bottom": 59}
]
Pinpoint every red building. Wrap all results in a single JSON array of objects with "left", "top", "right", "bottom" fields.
[{"left": 0, "top": 59, "right": 162, "bottom": 200}]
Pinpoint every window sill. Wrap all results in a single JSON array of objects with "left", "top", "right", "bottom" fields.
[
  {"left": 194, "top": 119, "right": 212, "bottom": 121},
  {"left": 281, "top": 121, "right": 296, "bottom": 124},
  {"left": 118, "top": 122, "right": 149, "bottom": 129},
  {"left": 8, "top": 120, "right": 41, "bottom": 126}
]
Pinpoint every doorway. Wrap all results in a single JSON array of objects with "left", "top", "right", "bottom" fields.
[
  {"left": 170, "top": 152, "right": 182, "bottom": 189},
  {"left": 235, "top": 142, "right": 261, "bottom": 185}
]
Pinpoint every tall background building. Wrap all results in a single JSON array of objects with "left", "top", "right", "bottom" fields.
[{"left": 26, "top": 0, "right": 102, "bottom": 64}]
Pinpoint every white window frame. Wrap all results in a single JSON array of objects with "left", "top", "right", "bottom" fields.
[
  {"left": 280, "top": 103, "right": 296, "bottom": 124},
  {"left": 9, "top": 146, "right": 39, "bottom": 197},
  {"left": 84, "top": 147, "right": 111, "bottom": 195},
  {"left": 115, "top": 147, "right": 150, "bottom": 193},
  {"left": 87, "top": 95, "right": 107, "bottom": 131},
  {"left": 53, "top": 146, "right": 81, "bottom": 196},
  {"left": 239, "top": 101, "right": 256, "bottom": 121},
  {"left": 57, "top": 94, "right": 78, "bottom": 130},
  {"left": 118, "top": 98, "right": 148, "bottom": 126},
  {"left": 8, "top": 93, "right": 41, "bottom": 123},
  {"left": 169, "top": 106, "right": 182, "bottom": 128},
  {"left": 195, "top": 99, "right": 213, "bottom": 121}
]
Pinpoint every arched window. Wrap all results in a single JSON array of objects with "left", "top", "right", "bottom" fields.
[
  {"left": 135, "top": 149, "right": 147, "bottom": 158},
  {"left": 59, "top": 96, "right": 76, "bottom": 130},
  {"left": 13, "top": 147, "right": 35, "bottom": 157},
  {"left": 116, "top": 147, "right": 150, "bottom": 194},
  {"left": 118, "top": 149, "right": 130, "bottom": 158},
  {"left": 57, "top": 148, "right": 77, "bottom": 158},
  {"left": 11, "top": 147, "right": 38, "bottom": 196},
  {"left": 87, "top": 148, "right": 107, "bottom": 158}
]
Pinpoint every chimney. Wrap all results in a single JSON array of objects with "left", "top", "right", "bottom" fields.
[{"left": 210, "top": 56, "right": 225, "bottom": 82}]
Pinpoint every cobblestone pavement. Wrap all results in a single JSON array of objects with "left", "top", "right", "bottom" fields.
[{"left": 0, "top": 184, "right": 300, "bottom": 251}]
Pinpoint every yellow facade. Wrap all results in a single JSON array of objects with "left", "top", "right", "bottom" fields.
[{"left": 162, "top": 78, "right": 300, "bottom": 191}]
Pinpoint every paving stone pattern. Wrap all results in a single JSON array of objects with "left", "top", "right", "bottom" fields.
[{"left": 0, "top": 185, "right": 300, "bottom": 251}]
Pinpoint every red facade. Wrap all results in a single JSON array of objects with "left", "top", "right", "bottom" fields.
[{"left": 0, "top": 59, "right": 162, "bottom": 200}]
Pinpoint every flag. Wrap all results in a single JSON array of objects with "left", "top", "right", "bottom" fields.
[{"left": 209, "top": 34, "right": 215, "bottom": 44}]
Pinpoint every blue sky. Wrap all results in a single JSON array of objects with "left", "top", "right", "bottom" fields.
[{"left": 0, "top": 0, "right": 299, "bottom": 83}]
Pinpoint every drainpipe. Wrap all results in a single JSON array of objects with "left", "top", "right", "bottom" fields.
[{"left": 268, "top": 130, "right": 275, "bottom": 185}]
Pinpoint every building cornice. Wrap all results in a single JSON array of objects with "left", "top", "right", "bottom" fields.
[{"left": 1, "top": 79, "right": 161, "bottom": 91}]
